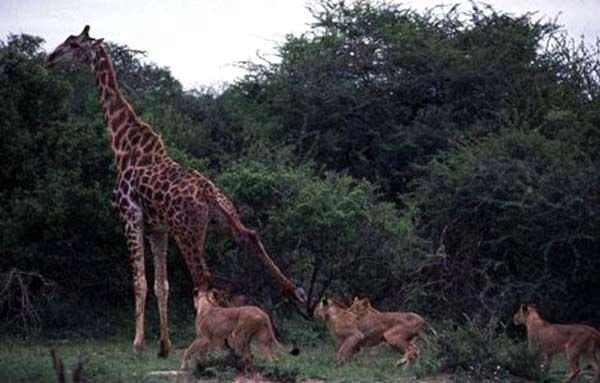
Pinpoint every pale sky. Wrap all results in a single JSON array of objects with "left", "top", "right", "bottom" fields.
[{"left": 1, "top": 0, "right": 599, "bottom": 89}]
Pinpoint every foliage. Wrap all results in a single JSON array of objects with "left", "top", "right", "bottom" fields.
[
  {"left": 233, "top": 1, "right": 596, "bottom": 197},
  {"left": 409, "top": 317, "right": 552, "bottom": 382},
  {"left": 213, "top": 155, "right": 416, "bottom": 312},
  {"left": 409, "top": 129, "right": 600, "bottom": 320}
]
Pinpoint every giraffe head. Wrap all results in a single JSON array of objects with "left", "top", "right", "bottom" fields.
[{"left": 47, "top": 25, "right": 104, "bottom": 67}]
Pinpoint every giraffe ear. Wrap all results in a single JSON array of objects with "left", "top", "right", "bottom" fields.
[
  {"left": 81, "top": 25, "right": 90, "bottom": 38},
  {"left": 93, "top": 38, "right": 104, "bottom": 46}
]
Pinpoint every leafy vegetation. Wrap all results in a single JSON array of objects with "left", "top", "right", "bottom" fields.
[{"left": 1, "top": 0, "right": 599, "bottom": 380}]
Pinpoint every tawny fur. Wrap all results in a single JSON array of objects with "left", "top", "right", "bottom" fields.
[
  {"left": 349, "top": 297, "right": 431, "bottom": 365},
  {"left": 513, "top": 304, "right": 600, "bottom": 383},
  {"left": 180, "top": 290, "right": 281, "bottom": 370},
  {"left": 314, "top": 297, "right": 428, "bottom": 365}
]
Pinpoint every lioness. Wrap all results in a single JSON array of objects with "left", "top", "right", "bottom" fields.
[
  {"left": 314, "top": 297, "right": 425, "bottom": 365},
  {"left": 180, "top": 289, "right": 281, "bottom": 370},
  {"left": 350, "top": 297, "right": 434, "bottom": 365},
  {"left": 313, "top": 298, "right": 366, "bottom": 360},
  {"left": 513, "top": 304, "right": 600, "bottom": 383}
]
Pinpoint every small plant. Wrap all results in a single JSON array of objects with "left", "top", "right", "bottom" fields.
[
  {"left": 192, "top": 352, "right": 240, "bottom": 382},
  {"left": 278, "top": 317, "right": 324, "bottom": 348},
  {"left": 408, "top": 317, "right": 557, "bottom": 382}
]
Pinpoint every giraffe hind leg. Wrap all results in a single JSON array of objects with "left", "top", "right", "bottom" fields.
[
  {"left": 172, "top": 225, "right": 211, "bottom": 290},
  {"left": 148, "top": 227, "right": 171, "bottom": 358}
]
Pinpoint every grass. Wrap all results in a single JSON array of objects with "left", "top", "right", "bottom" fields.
[
  {"left": 0, "top": 328, "right": 576, "bottom": 383},
  {"left": 260, "top": 345, "right": 415, "bottom": 383},
  {"left": 0, "top": 335, "right": 178, "bottom": 383},
  {"left": 0, "top": 334, "right": 429, "bottom": 383}
]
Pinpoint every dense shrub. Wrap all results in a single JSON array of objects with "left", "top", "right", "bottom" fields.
[{"left": 408, "top": 129, "right": 600, "bottom": 320}]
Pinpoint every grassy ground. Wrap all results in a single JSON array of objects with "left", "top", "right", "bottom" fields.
[
  {"left": 0, "top": 334, "right": 434, "bottom": 383},
  {"left": 0, "top": 332, "right": 580, "bottom": 383},
  {"left": 0, "top": 335, "right": 177, "bottom": 383}
]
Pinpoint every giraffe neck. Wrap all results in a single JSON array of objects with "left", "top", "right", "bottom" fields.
[{"left": 91, "top": 44, "right": 169, "bottom": 172}]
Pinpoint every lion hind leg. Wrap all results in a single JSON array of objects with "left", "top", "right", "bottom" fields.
[
  {"left": 255, "top": 326, "right": 278, "bottom": 362},
  {"left": 587, "top": 348, "right": 600, "bottom": 382},
  {"left": 406, "top": 340, "right": 420, "bottom": 362},
  {"left": 256, "top": 336, "right": 277, "bottom": 362},
  {"left": 236, "top": 321, "right": 261, "bottom": 365},
  {"left": 383, "top": 327, "right": 414, "bottom": 367}
]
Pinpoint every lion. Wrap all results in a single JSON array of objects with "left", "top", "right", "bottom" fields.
[
  {"left": 513, "top": 303, "right": 600, "bottom": 383},
  {"left": 211, "top": 288, "right": 249, "bottom": 308},
  {"left": 349, "top": 297, "right": 435, "bottom": 365},
  {"left": 313, "top": 297, "right": 366, "bottom": 360},
  {"left": 314, "top": 297, "right": 429, "bottom": 365},
  {"left": 179, "top": 289, "right": 283, "bottom": 370}
]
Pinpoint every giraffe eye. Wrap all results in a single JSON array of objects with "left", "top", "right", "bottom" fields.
[{"left": 69, "top": 42, "right": 79, "bottom": 48}]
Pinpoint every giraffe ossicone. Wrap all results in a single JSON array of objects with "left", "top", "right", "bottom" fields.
[{"left": 47, "top": 25, "right": 306, "bottom": 358}]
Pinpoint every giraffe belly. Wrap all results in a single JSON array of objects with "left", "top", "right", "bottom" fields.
[
  {"left": 134, "top": 163, "right": 217, "bottom": 231},
  {"left": 142, "top": 203, "right": 167, "bottom": 228}
]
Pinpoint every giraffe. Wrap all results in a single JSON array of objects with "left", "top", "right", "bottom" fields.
[{"left": 47, "top": 26, "right": 306, "bottom": 358}]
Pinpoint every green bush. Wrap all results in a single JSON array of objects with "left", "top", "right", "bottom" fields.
[
  {"left": 214, "top": 155, "right": 420, "bottom": 311},
  {"left": 409, "top": 317, "right": 552, "bottom": 382},
  {"left": 408, "top": 129, "right": 600, "bottom": 319}
]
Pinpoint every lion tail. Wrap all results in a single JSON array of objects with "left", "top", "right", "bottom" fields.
[
  {"left": 425, "top": 321, "right": 439, "bottom": 337},
  {"left": 267, "top": 315, "right": 300, "bottom": 356}
]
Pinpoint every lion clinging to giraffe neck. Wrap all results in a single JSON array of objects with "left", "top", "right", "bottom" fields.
[{"left": 47, "top": 25, "right": 306, "bottom": 358}]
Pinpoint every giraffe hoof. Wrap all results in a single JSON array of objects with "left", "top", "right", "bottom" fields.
[
  {"left": 294, "top": 287, "right": 307, "bottom": 304},
  {"left": 133, "top": 341, "right": 144, "bottom": 356},
  {"left": 157, "top": 339, "right": 171, "bottom": 358}
]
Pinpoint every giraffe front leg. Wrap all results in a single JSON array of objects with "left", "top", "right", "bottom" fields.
[
  {"left": 237, "top": 225, "right": 306, "bottom": 303},
  {"left": 122, "top": 202, "right": 147, "bottom": 355},
  {"left": 149, "top": 227, "right": 171, "bottom": 358}
]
